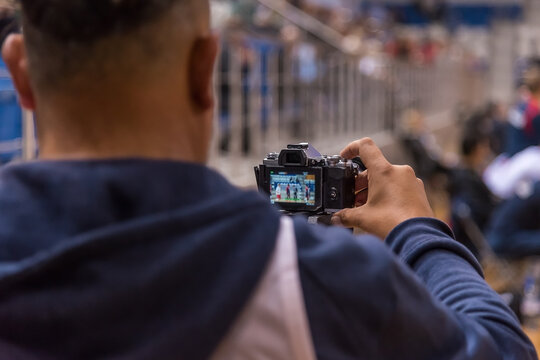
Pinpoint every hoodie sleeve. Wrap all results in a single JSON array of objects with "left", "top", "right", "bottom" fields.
[{"left": 295, "top": 217, "right": 537, "bottom": 360}]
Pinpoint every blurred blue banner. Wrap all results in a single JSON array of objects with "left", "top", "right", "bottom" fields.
[
  {"left": 362, "top": 0, "right": 523, "bottom": 27},
  {"left": 0, "top": 59, "right": 22, "bottom": 164}
]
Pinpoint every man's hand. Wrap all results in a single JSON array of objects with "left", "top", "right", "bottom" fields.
[{"left": 332, "top": 138, "right": 434, "bottom": 239}]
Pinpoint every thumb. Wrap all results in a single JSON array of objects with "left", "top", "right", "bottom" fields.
[{"left": 331, "top": 207, "right": 367, "bottom": 229}]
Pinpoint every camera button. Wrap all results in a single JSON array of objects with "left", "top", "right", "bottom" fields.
[{"left": 330, "top": 187, "right": 338, "bottom": 201}]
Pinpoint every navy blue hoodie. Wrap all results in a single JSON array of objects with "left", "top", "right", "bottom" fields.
[{"left": 0, "top": 160, "right": 536, "bottom": 359}]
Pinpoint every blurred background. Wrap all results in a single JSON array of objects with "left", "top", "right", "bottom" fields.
[
  {"left": 4, "top": 0, "right": 540, "bottom": 350},
  {"left": 207, "top": 0, "right": 526, "bottom": 187}
]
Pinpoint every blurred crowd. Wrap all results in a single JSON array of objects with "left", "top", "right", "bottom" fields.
[
  {"left": 401, "top": 59, "right": 540, "bottom": 261},
  {"left": 220, "top": 0, "right": 449, "bottom": 66},
  {"left": 212, "top": 0, "right": 485, "bottom": 159},
  {"left": 399, "top": 58, "right": 540, "bottom": 321},
  {"left": 400, "top": 59, "right": 540, "bottom": 326},
  {"left": 289, "top": 0, "right": 447, "bottom": 65}
]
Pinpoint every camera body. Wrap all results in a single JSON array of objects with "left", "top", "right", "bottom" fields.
[{"left": 255, "top": 143, "right": 363, "bottom": 214}]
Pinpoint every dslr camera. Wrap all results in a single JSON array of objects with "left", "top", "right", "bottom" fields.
[{"left": 255, "top": 143, "right": 365, "bottom": 214}]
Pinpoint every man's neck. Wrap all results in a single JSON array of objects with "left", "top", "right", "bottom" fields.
[
  {"left": 38, "top": 132, "right": 208, "bottom": 164},
  {"left": 35, "top": 89, "right": 211, "bottom": 164}
]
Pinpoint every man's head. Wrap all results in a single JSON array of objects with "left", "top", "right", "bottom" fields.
[
  {"left": 3, "top": 0, "right": 217, "bottom": 162},
  {"left": 525, "top": 65, "right": 540, "bottom": 96},
  {"left": 461, "top": 130, "right": 491, "bottom": 170}
]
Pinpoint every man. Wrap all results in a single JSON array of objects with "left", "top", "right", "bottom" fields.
[
  {"left": 0, "top": 1, "right": 535, "bottom": 359},
  {"left": 482, "top": 67, "right": 540, "bottom": 202},
  {"left": 505, "top": 66, "right": 540, "bottom": 158},
  {"left": 449, "top": 130, "right": 498, "bottom": 258}
]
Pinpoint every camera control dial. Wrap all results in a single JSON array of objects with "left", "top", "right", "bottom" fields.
[{"left": 328, "top": 155, "right": 342, "bottom": 167}]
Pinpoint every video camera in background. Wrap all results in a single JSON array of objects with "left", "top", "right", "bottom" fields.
[{"left": 255, "top": 143, "right": 366, "bottom": 215}]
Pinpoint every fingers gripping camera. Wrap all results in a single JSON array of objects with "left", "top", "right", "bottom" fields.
[{"left": 255, "top": 144, "right": 366, "bottom": 214}]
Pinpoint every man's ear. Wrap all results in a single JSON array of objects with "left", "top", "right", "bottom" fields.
[
  {"left": 2, "top": 34, "right": 36, "bottom": 110},
  {"left": 189, "top": 34, "right": 218, "bottom": 111}
]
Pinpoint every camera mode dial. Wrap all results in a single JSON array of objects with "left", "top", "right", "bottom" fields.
[{"left": 328, "top": 155, "right": 342, "bottom": 167}]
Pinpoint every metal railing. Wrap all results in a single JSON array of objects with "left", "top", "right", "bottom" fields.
[
  {"left": 211, "top": 37, "right": 473, "bottom": 164},
  {"left": 254, "top": 0, "right": 346, "bottom": 52},
  {"left": 208, "top": 24, "right": 491, "bottom": 187}
]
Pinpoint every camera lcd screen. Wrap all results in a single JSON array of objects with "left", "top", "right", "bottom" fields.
[{"left": 269, "top": 171, "right": 317, "bottom": 206}]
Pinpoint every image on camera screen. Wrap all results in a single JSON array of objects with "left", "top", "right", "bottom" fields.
[{"left": 269, "top": 171, "right": 316, "bottom": 206}]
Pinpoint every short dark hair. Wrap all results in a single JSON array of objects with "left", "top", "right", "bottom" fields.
[
  {"left": 461, "top": 130, "right": 488, "bottom": 157},
  {"left": 20, "top": 0, "right": 198, "bottom": 89},
  {"left": 21, "top": 0, "right": 179, "bottom": 43},
  {"left": 525, "top": 65, "right": 540, "bottom": 94}
]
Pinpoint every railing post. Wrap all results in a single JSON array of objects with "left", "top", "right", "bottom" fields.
[
  {"left": 347, "top": 57, "right": 356, "bottom": 134},
  {"left": 229, "top": 43, "right": 242, "bottom": 158}
]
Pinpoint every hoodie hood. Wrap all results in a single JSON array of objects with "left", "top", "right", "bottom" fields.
[{"left": 0, "top": 160, "right": 280, "bottom": 359}]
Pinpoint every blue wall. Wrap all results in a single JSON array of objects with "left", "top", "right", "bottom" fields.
[
  {"left": 0, "top": 60, "right": 22, "bottom": 164},
  {"left": 362, "top": 1, "right": 523, "bottom": 28}
]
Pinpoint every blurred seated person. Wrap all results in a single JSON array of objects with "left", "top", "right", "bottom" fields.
[
  {"left": 484, "top": 142, "right": 540, "bottom": 200},
  {"left": 506, "top": 84, "right": 533, "bottom": 157},
  {"left": 488, "top": 181, "right": 540, "bottom": 258},
  {"left": 463, "top": 103, "right": 508, "bottom": 157},
  {"left": 449, "top": 131, "right": 498, "bottom": 258},
  {"left": 483, "top": 70, "right": 540, "bottom": 201},
  {"left": 487, "top": 102, "right": 509, "bottom": 156},
  {"left": 0, "top": 0, "right": 535, "bottom": 358},
  {"left": 505, "top": 66, "right": 540, "bottom": 157},
  {"left": 399, "top": 108, "right": 453, "bottom": 181}
]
